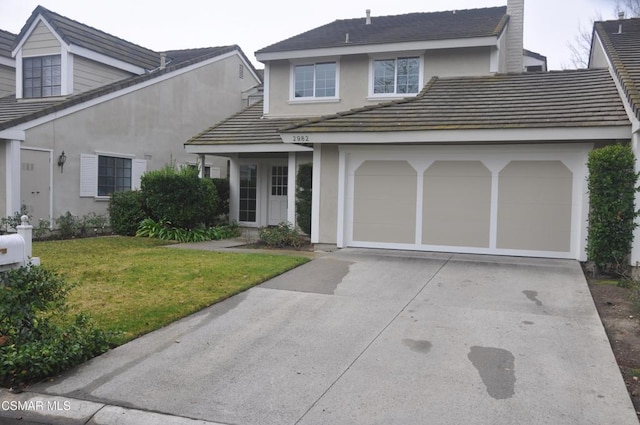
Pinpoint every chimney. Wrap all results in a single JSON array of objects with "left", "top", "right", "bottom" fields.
[
  {"left": 618, "top": 11, "right": 625, "bottom": 33},
  {"left": 160, "top": 53, "right": 167, "bottom": 70},
  {"left": 366, "top": 9, "right": 371, "bottom": 25},
  {"left": 505, "top": 0, "right": 524, "bottom": 73}
]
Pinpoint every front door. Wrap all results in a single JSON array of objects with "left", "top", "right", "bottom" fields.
[
  {"left": 21, "top": 148, "right": 51, "bottom": 223},
  {"left": 268, "top": 165, "right": 288, "bottom": 225}
]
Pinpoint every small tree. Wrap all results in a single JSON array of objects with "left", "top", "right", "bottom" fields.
[
  {"left": 296, "top": 163, "right": 312, "bottom": 235},
  {"left": 587, "top": 144, "right": 640, "bottom": 274}
]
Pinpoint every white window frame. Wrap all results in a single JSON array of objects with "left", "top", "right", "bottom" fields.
[
  {"left": 368, "top": 53, "right": 424, "bottom": 99},
  {"left": 289, "top": 59, "right": 340, "bottom": 103},
  {"left": 80, "top": 152, "right": 146, "bottom": 199}
]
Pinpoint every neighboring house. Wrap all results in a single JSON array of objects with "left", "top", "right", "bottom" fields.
[
  {"left": 0, "top": 6, "right": 261, "bottom": 224},
  {"left": 523, "top": 49, "right": 547, "bottom": 72},
  {"left": 589, "top": 16, "right": 640, "bottom": 266},
  {"left": 185, "top": 0, "right": 631, "bottom": 261},
  {"left": 0, "top": 29, "right": 16, "bottom": 96}
]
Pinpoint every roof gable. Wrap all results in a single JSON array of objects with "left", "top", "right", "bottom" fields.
[
  {"left": 257, "top": 7, "right": 508, "bottom": 56},
  {"left": 594, "top": 18, "right": 640, "bottom": 122},
  {"left": 14, "top": 6, "right": 160, "bottom": 71}
]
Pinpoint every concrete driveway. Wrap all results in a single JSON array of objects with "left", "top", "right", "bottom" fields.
[{"left": 2, "top": 249, "right": 638, "bottom": 425}]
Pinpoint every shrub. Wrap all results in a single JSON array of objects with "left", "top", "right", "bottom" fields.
[
  {"left": 141, "top": 166, "right": 217, "bottom": 229},
  {"left": 109, "top": 190, "right": 146, "bottom": 236},
  {"left": 296, "top": 163, "right": 312, "bottom": 235},
  {"left": 259, "top": 222, "right": 303, "bottom": 248},
  {"left": 0, "top": 266, "right": 112, "bottom": 388},
  {"left": 136, "top": 218, "right": 240, "bottom": 243},
  {"left": 56, "top": 212, "right": 79, "bottom": 239},
  {"left": 1, "top": 206, "right": 31, "bottom": 234},
  {"left": 587, "top": 144, "right": 640, "bottom": 274},
  {"left": 212, "top": 178, "right": 230, "bottom": 220}
]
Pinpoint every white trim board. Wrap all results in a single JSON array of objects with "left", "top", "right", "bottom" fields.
[{"left": 185, "top": 143, "right": 313, "bottom": 155}]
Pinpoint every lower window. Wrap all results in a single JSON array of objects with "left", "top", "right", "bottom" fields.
[{"left": 98, "top": 156, "right": 132, "bottom": 196}]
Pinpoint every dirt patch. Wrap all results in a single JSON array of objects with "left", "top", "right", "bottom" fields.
[{"left": 587, "top": 278, "right": 640, "bottom": 419}]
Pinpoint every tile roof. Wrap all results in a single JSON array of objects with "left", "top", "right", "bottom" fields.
[
  {"left": 257, "top": 7, "right": 508, "bottom": 54},
  {"left": 0, "top": 45, "right": 245, "bottom": 131},
  {"left": 282, "top": 69, "right": 629, "bottom": 133},
  {"left": 16, "top": 6, "right": 160, "bottom": 70},
  {"left": 594, "top": 18, "right": 640, "bottom": 121},
  {"left": 185, "top": 101, "right": 300, "bottom": 145},
  {"left": 0, "top": 29, "right": 16, "bottom": 59}
]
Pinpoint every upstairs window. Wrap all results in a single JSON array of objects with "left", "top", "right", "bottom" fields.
[
  {"left": 372, "top": 57, "right": 420, "bottom": 95},
  {"left": 293, "top": 62, "right": 337, "bottom": 99},
  {"left": 23, "top": 55, "right": 61, "bottom": 98}
]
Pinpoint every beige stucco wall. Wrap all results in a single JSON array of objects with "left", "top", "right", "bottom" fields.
[
  {"left": 0, "top": 65, "right": 15, "bottom": 97},
  {"left": 318, "top": 145, "right": 339, "bottom": 244},
  {"left": 73, "top": 56, "right": 132, "bottom": 94},
  {"left": 423, "top": 47, "right": 491, "bottom": 80},
  {"left": 266, "top": 46, "right": 492, "bottom": 118},
  {"left": 589, "top": 35, "right": 609, "bottom": 68},
  {"left": 22, "top": 21, "right": 61, "bottom": 56},
  {"left": 21, "top": 53, "right": 259, "bottom": 220}
]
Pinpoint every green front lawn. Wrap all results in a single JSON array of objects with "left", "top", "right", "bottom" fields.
[{"left": 34, "top": 237, "right": 309, "bottom": 344}]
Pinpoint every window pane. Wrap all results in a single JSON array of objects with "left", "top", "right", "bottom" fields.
[
  {"left": 315, "top": 62, "right": 336, "bottom": 97},
  {"left": 397, "top": 57, "right": 420, "bottom": 94},
  {"left": 23, "top": 55, "right": 62, "bottom": 99},
  {"left": 294, "top": 65, "right": 314, "bottom": 98},
  {"left": 374, "top": 60, "right": 395, "bottom": 94},
  {"left": 98, "top": 155, "right": 132, "bottom": 196}
]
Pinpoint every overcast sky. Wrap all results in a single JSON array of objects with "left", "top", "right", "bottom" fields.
[{"left": 0, "top": 0, "right": 623, "bottom": 70}]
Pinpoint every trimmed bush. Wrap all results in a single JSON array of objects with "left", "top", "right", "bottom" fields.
[
  {"left": 109, "top": 190, "right": 146, "bottom": 236},
  {"left": 141, "top": 166, "right": 217, "bottom": 229},
  {"left": 212, "top": 178, "right": 230, "bottom": 220},
  {"left": 259, "top": 222, "right": 303, "bottom": 248},
  {"left": 0, "top": 266, "right": 112, "bottom": 388},
  {"left": 587, "top": 144, "right": 640, "bottom": 274},
  {"left": 296, "top": 163, "right": 312, "bottom": 235}
]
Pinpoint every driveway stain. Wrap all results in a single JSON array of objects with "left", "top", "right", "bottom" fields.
[
  {"left": 522, "top": 321, "right": 535, "bottom": 325},
  {"left": 523, "top": 290, "right": 543, "bottom": 306},
  {"left": 468, "top": 346, "right": 516, "bottom": 399},
  {"left": 402, "top": 339, "right": 432, "bottom": 354}
]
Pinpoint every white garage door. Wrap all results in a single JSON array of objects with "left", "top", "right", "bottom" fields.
[{"left": 343, "top": 145, "right": 590, "bottom": 259}]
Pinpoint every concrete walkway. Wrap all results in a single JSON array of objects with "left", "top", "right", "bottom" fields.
[{"left": 1, "top": 249, "right": 638, "bottom": 424}]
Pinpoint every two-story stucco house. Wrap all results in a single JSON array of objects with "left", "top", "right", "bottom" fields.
[
  {"left": 0, "top": 6, "right": 261, "bottom": 225},
  {"left": 186, "top": 0, "right": 631, "bottom": 261}
]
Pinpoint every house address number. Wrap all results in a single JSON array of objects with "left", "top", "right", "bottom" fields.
[{"left": 292, "top": 135, "right": 310, "bottom": 142}]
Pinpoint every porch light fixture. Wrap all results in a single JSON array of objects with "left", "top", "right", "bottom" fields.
[{"left": 57, "top": 151, "right": 67, "bottom": 173}]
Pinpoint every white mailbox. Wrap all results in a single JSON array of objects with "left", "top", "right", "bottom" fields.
[{"left": 0, "top": 234, "right": 27, "bottom": 271}]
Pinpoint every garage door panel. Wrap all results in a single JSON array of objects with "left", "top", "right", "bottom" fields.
[
  {"left": 422, "top": 161, "right": 491, "bottom": 248},
  {"left": 353, "top": 160, "right": 416, "bottom": 244},
  {"left": 497, "top": 161, "right": 572, "bottom": 252}
]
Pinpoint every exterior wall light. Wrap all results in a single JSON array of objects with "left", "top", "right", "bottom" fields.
[{"left": 57, "top": 151, "right": 67, "bottom": 173}]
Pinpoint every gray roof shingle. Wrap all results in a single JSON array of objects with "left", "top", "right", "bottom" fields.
[
  {"left": 16, "top": 5, "right": 160, "bottom": 70},
  {"left": 186, "top": 101, "right": 300, "bottom": 145},
  {"left": 0, "top": 29, "right": 16, "bottom": 59},
  {"left": 594, "top": 18, "right": 640, "bottom": 121},
  {"left": 0, "top": 45, "right": 247, "bottom": 131},
  {"left": 257, "top": 7, "right": 508, "bottom": 54},
  {"left": 282, "top": 69, "right": 629, "bottom": 133}
]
